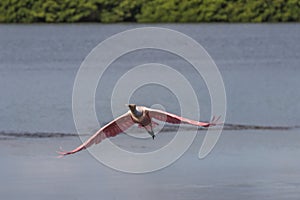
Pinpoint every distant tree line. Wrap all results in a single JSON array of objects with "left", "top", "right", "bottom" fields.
[{"left": 0, "top": 0, "right": 299, "bottom": 23}]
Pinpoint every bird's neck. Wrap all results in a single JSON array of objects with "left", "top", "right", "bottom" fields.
[{"left": 131, "top": 107, "right": 143, "bottom": 118}]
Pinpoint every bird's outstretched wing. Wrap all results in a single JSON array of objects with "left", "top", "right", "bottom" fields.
[
  {"left": 58, "top": 112, "right": 134, "bottom": 156},
  {"left": 147, "top": 108, "right": 221, "bottom": 127}
]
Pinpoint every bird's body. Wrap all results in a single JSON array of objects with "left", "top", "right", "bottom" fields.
[
  {"left": 58, "top": 104, "right": 221, "bottom": 156},
  {"left": 129, "top": 105, "right": 151, "bottom": 126}
]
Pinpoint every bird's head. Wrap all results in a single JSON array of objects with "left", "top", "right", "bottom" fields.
[{"left": 126, "top": 104, "right": 137, "bottom": 112}]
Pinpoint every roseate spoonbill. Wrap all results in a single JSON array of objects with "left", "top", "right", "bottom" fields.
[{"left": 58, "top": 104, "right": 221, "bottom": 156}]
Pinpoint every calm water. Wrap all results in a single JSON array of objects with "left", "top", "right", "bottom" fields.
[
  {"left": 0, "top": 24, "right": 299, "bottom": 133},
  {"left": 0, "top": 24, "right": 300, "bottom": 200}
]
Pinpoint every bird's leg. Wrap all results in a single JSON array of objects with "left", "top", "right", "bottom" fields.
[
  {"left": 144, "top": 125, "right": 155, "bottom": 140},
  {"left": 150, "top": 123, "right": 155, "bottom": 140}
]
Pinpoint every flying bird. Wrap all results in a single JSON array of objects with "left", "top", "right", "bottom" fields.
[{"left": 58, "top": 104, "right": 221, "bottom": 156}]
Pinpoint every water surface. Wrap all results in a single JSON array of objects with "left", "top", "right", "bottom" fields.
[{"left": 0, "top": 24, "right": 299, "bottom": 200}]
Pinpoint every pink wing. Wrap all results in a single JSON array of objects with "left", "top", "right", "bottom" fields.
[
  {"left": 58, "top": 112, "right": 134, "bottom": 156},
  {"left": 147, "top": 108, "right": 221, "bottom": 127}
]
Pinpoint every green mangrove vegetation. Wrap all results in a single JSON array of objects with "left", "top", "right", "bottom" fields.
[{"left": 0, "top": 0, "right": 300, "bottom": 23}]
